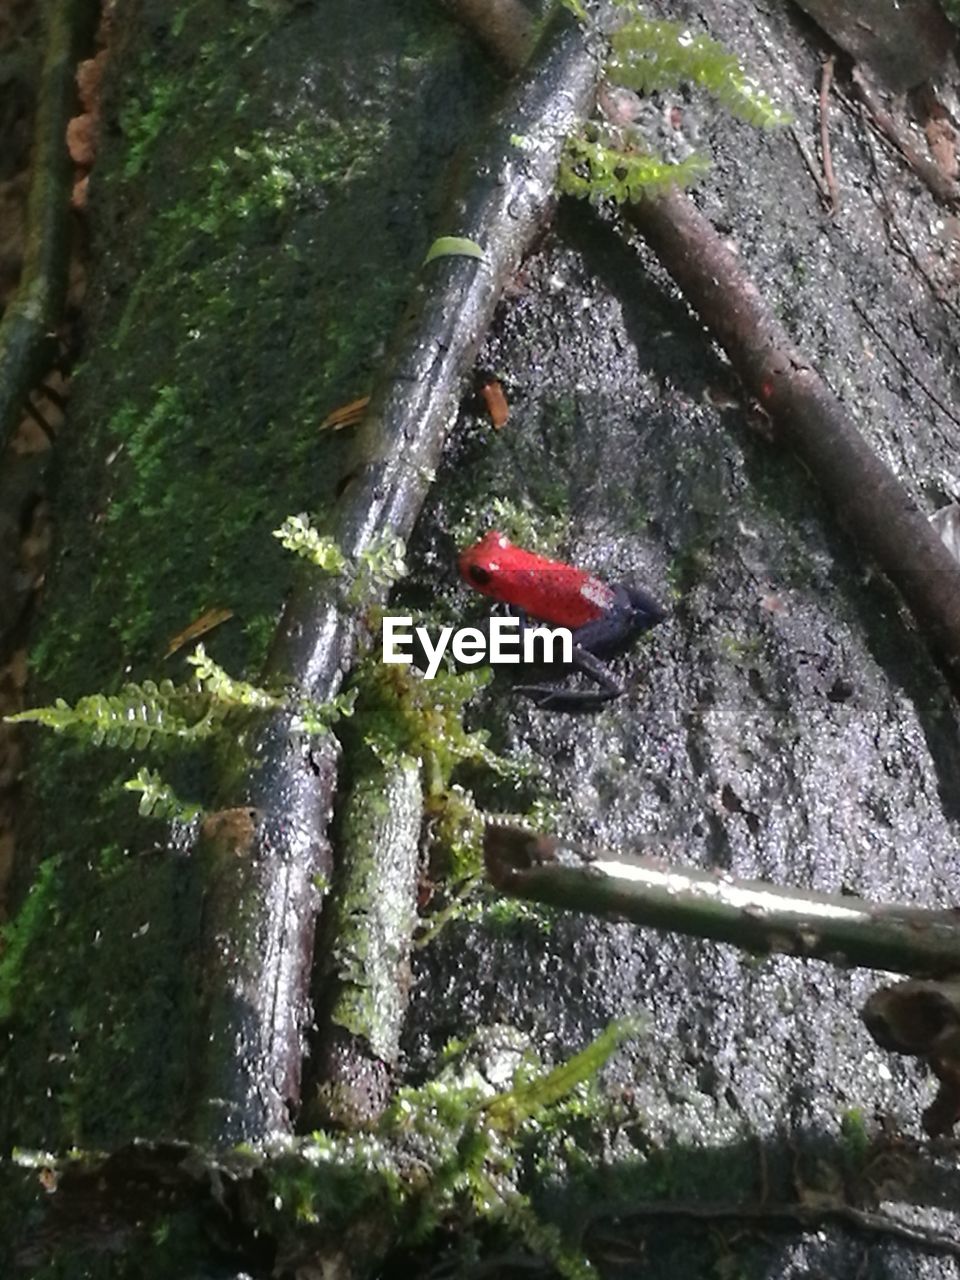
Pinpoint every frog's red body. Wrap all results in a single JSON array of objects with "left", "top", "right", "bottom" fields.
[
  {"left": 457, "top": 531, "right": 615, "bottom": 629},
  {"left": 458, "top": 530, "right": 665, "bottom": 710}
]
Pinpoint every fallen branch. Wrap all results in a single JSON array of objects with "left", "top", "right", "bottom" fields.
[
  {"left": 188, "top": 12, "right": 601, "bottom": 1144},
  {"left": 0, "top": 0, "right": 97, "bottom": 453},
  {"left": 626, "top": 187, "right": 960, "bottom": 672},
  {"left": 485, "top": 824, "right": 960, "bottom": 977},
  {"left": 850, "top": 65, "right": 960, "bottom": 208},
  {"left": 436, "top": 0, "right": 960, "bottom": 679}
]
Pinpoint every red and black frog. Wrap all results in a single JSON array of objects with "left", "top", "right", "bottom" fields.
[{"left": 458, "top": 530, "right": 665, "bottom": 711}]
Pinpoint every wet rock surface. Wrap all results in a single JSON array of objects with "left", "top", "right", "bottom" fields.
[
  {"left": 402, "top": 3, "right": 960, "bottom": 1273},
  {"left": 7, "top": 0, "right": 960, "bottom": 1272}
]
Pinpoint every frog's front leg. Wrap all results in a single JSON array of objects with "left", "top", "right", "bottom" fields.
[{"left": 513, "top": 601, "right": 630, "bottom": 711}]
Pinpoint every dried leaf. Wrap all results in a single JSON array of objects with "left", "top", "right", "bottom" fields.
[
  {"left": 320, "top": 395, "right": 370, "bottom": 431},
  {"left": 480, "top": 379, "right": 509, "bottom": 429},
  {"left": 164, "top": 607, "right": 234, "bottom": 659}
]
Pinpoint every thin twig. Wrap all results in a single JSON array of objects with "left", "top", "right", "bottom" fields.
[
  {"left": 789, "top": 124, "right": 831, "bottom": 204},
  {"left": 22, "top": 397, "right": 57, "bottom": 445},
  {"left": 850, "top": 105, "right": 960, "bottom": 326},
  {"left": 485, "top": 825, "right": 960, "bottom": 977},
  {"left": 850, "top": 298, "right": 960, "bottom": 435},
  {"left": 0, "top": 0, "right": 97, "bottom": 455},
  {"left": 37, "top": 380, "right": 67, "bottom": 411},
  {"left": 591, "top": 1200, "right": 960, "bottom": 1263},
  {"left": 818, "top": 55, "right": 839, "bottom": 213},
  {"left": 625, "top": 186, "right": 960, "bottom": 676}
]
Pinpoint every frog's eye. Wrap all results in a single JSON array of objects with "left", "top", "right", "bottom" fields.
[{"left": 467, "top": 564, "right": 492, "bottom": 586}]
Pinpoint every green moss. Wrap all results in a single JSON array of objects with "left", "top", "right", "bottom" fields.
[
  {"left": 607, "top": 13, "right": 790, "bottom": 128},
  {"left": 345, "top": 657, "right": 498, "bottom": 882},
  {"left": 0, "top": 823, "right": 203, "bottom": 1148},
  {"left": 559, "top": 7, "right": 789, "bottom": 207},
  {"left": 840, "top": 1107, "right": 870, "bottom": 1168},
  {"left": 560, "top": 134, "right": 709, "bottom": 203},
  {"left": 0, "top": 857, "right": 61, "bottom": 1022},
  {"left": 268, "top": 1019, "right": 640, "bottom": 1269},
  {"left": 0, "top": 1021, "right": 652, "bottom": 1275},
  {"left": 119, "top": 74, "right": 180, "bottom": 179},
  {"left": 10, "top": 0, "right": 494, "bottom": 1150},
  {"left": 325, "top": 756, "right": 421, "bottom": 1059}
]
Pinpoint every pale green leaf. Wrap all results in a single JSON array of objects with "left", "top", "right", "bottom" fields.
[{"left": 423, "top": 236, "right": 486, "bottom": 266}]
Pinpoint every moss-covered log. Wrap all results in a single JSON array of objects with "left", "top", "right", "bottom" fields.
[
  {"left": 627, "top": 189, "right": 960, "bottom": 676},
  {"left": 190, "top": 9, "right": 600, "bottom": 1143},
  {"left": 308, "top": 756, "right": 422, "bottom": 1128}
]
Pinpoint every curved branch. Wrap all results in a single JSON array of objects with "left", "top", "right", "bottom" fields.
[
  {"left": 626, "top": 188, "right": 960, "bottom": 673},
  {"left": 0, "top": 0, "right": 97, "bottom": 451}
]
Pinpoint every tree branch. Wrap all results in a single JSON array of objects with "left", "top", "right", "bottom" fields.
[
  {"left": 0, "top": 0, "right": 97, "bottom": 452},
  {"left": 485, "top": 824, "right": 960, "bottom": 978},
  {"left": 440, "top": 0, "right": 960, "bottom": 678},
  {"left": 626, "top": 188, "right": 960, "bottom": 673}
]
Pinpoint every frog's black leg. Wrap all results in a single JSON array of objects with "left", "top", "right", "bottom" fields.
[
  {"left": 513, "top": 605, "right": 629, "bottom": 710},
  {"left": 514, "top": 648, "right": 622, "bottom": 710},
  {"left": 510, "top": 585, "right": 665, "bottom": 711}
]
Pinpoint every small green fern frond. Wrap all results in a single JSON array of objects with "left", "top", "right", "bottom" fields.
[
  {"left": 496, "top": 1194, "right": 597, "bottom": 1280},
  {"left": 482, "top": 1015, "right": 644, "bottom": 1133},
  {"left": 559, "top": 134, "right": 708, "bottom": 203},
  {"left": 6, "top": 680, "right": 216, "bottom": 748},
  {"left": 273, "top": 513, "right": 346, "bottom": 571},
  {"left": 608, "top": 16, "right": 790, "bottom": 127},
  {"left": 124, "top": 768, "right": 203, "bottom": 821},
  {"left": 187, "top": 643, "right": 281, "bottom": 710}
]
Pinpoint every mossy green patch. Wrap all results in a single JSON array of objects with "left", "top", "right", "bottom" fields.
[
  {"left": 10, "top": 0, "right": 493, "bottom": 1149},
  {"left": 0, "top": 819, "right": 203, "bottom": 1150}
]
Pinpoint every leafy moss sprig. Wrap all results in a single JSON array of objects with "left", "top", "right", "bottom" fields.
[
  {"left": 6, "top": 678, "right": 217, "bottom": 749},
  {"left": 187, "top": 643, "right": 282, "bottom": 710},
  {"left": 608, "top": 14, "right": 790, "bottom": 127},
  {"left": 273, "top": 514, "right": 407, "bottom": 604},
  {"left": 273, "top": 514, "right": 346, "bottom": 571},
  {"left": 373, "top": 1018, "right": 643, "bottom": 1275},
  {"left": 483, "top": 1016, "right": 643, "bottom": 1131},
  {"left": 559, "top": 5, "right": 789, "bottom": 204},
  {"left": 124, "top": 767, "right": 203, "bottom": 822},
  {"left": 6, "top": 638, "right": 357, "bottom": 822},
  {"left": 10, "top": 519, "right": 399, "bottom": 825},
  {"left": 347, "top": 535, "right": 408, "bottom": 605},
  {"left": 560, "top": 135, "right": 708, "bottom": 203},
  {"left": 6, "top": 642, "right": 296, "bottom": 751}
]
